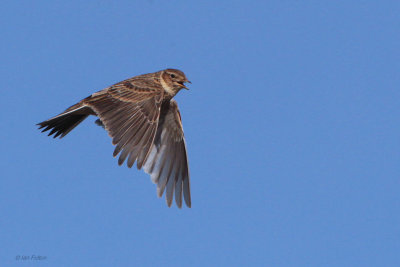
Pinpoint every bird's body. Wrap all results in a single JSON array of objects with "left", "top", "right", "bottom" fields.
[{"left": 38, "top": 69, "right": 191, "bottom": 208}]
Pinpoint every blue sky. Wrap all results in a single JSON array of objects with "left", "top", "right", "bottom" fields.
[{"left": 1, "top": 1, "right": 399, "bottom": 266}]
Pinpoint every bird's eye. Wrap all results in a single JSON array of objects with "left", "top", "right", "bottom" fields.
[{"left": 170, "top": 74, "right": 176, "bottom": 78}]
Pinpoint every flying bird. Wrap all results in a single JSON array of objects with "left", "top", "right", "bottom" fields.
[{"left": 37, "top": 69, "right": 191, "bottom": 208}]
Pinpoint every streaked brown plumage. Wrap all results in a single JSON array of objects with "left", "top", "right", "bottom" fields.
[{"left": 37, "top": 69, "right": 191, "bottom": 208}]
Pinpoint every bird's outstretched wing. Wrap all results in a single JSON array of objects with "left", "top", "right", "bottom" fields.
[
  {"left": 143, "top": 100, "right": 191, "bottom": 208},
  {"left": 86, "top": 76, "right": 164, "bottom": 169}
]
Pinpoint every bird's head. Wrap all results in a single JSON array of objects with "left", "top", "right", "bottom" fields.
[{"left": 161, "top": 69, "right": 191, "bottom": 91}]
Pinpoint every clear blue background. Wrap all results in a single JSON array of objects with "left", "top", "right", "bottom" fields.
[{"left": 1, "top": 1, "right": 399, "bottom": 266}]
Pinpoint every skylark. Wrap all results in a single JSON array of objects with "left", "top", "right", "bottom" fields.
[{"left": 37, "top": 69, "right": 191, "bottom": 208}]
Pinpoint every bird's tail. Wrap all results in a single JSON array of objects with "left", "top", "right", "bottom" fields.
[{"left": 37, "top": 103, "right": 92, "bottom": 139}]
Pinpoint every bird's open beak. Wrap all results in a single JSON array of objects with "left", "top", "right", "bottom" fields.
[{"left": 182, "top": 80, "right": 191, "bottom": 90}]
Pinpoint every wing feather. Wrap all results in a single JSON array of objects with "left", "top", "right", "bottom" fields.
[
  {"left": 86, "top": 78, "right": 163, "bottom": 169},
  {"left": 143, "top": 100, "right": 191, "bottom": 208}
]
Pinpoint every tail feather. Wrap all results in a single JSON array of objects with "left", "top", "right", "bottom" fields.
[{"left": 37, "top": 105, "right": 92, "bottom": 138}]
